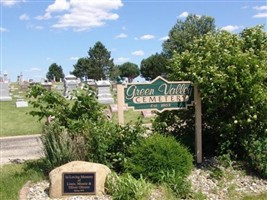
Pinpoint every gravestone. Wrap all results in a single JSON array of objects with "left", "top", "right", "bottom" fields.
[
  {"left": 41, "top": 82, "right": 52, "bottom": 91},
  {"left": 96, "top": 80, "right": 114, "bottom": 104},
  {"left": 49, "top": 161, "right": 111, "bottom": 198},
  {"left": 0, "top": 82, "right": 12, "bottom": 101},
  {"left": 142, "top": 110, "right": 155, "bottom": 118},
  {"left": 16, "top": 99, "right": 28, "bottom": 108},
  {"left": 109, "top": 104, "right": 128, "bottom": 112},
  {"left": 64, "top": 75, "right": 78, "bottom": 97}
]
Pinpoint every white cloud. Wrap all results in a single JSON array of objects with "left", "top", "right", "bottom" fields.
[
  {"left": 1, "top": 0, "right": 25, "bottom": 6},
  {"left": 35, "top": 13, "right": 52, "bottom": 20},
  {"left": 46, "top": 57, "right": 53, "bottom": 61},
  {"left": 35, "top": 26, "right": 44, "bottom": 30},
  {"left": 132, "top": 50, "right": 144, "bottom": 56},
  {"left": 159, "top": 36, "right": 169, "bottom": 41},
  {"left": 115, "top": 33, "right": 128, "bottom": 39},
  {"left": 70, "top": 56, "right": 79, "bottom": 61},
  {"left": 19, "top": 13, "right": 30, "bottom": 21},
  {"left": 30, "top": 67, "right": 41, "bottom": 71},
  {"left": 253, "top": 6, "right": 267, "bottom": 10},
  {"left": 46, "top": 0, "right": 70, "bottom": 13},
  {"left": 115, "top": 57, "right": 130, "bottom": 64},
  {"left": 139, "top": 34, "right": 155, "bottom": 40},
  {"left": 253, "top": 13, "right": 267, "bottom": 18},
  {"left": 178, "top": 11, "right": 189, "bottom": 18},
  {"left": 37, "top": 0, "right": 123, "bottom": 31},
  {"left": 221, "top": 25, "right": 242, "bottom": 32},
  {"left": 0, "top": 27, "right": 8, "bottom": 32}
]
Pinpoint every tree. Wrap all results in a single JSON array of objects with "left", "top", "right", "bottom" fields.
[
  {"left": 71, "top": 57, "right": 90, "bottom": 80},
  {"left": 155, "top": 26, "right": 267, "bottom": 176},
  {"left": 46, "top": 63, "right": 64, "bottom": 82},
  {"left": 109, "top": 65, "right": 121, "bottom": 81},
  {"left": 162, "top": 14, "right": 216, "bottom": 57},
  {"left": 87, "top": 41, "right": 114, "bottom": 80},
  {"left": 140, "top": 53, "right": 167, "bottom": 80},
  {"left": 118, "top": 62, "right": 139, "bottom": 82},
  {"left": 71, "top": 41, "right": 114, "bottom": 80}
]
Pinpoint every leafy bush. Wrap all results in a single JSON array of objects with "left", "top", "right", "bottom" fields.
[
  {"left": 106, "top": 172, "right": 153, "bottom": 200},
  {"left": 158, "top": 170, "right": 192, "bottom": 199},
  {"left": 41, "top": 123, "right": 82, "bottom": 171},
  {"left": 27, "top": 84, "right": 148, "bottom": 173},
  {"left": 244, "top": 137, "right": 267, "bottom": 177},
  {"left": 85, "top": 118, "right": 146, "bottom": 172},
  {"left": 156, "top": 26, "right": 267, "bottom": 176},
  {"left": 124, "top": 134, "right": 193, "bottom": 182}
]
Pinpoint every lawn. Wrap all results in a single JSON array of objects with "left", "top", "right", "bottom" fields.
[
  {"left": 0, "top": 84, "right": 43, "bottom": 137},
  {"left": 1, "top": 83, "right": 154, "bottom": 137},
  {"left": 0, "top": 161, "right": 45, "bottom": 200}
]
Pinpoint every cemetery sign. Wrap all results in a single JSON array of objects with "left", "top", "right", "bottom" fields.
[{"left": 124, "top": 76, "right": 194, "bottom": 112}]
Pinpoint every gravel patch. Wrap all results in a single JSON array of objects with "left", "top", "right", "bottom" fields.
[{"left": 23, "top": 158, "right": 267, "bottom": 200}]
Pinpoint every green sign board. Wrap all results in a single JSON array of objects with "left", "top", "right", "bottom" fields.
[{"left": 124, "top": 76, "right": 194, "bottom": 112}]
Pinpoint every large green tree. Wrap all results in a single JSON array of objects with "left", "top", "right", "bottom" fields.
[
  {"left": 119, "top": 62, "right": 139, "bottom": 82},
  {"left": 46, "top": 63, "right": 64, "bottom": 82},
  {"left": 155, "top": 26, "right": 267, "bottom": 176},
  {"left": 87, "top": 41, "right": 114, "bottom": 80},
  {"left": 71, "top": 41, "right": 114, "bottom": 80},
  {"left": 71, "top": 57, "right": 90, "bottom": 80},
  {"left": 140, "top": 53, "right": 167, "bottom": 80},
  {"left": 162, "top": 14, "right": 216, "bottom": 57}
]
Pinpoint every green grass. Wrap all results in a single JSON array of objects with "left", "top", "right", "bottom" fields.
[
  {"left": 242, "top": 193, "right": 267, "bottom": 200},
  {"left": 111, "top": 108, "right": 154, "bottom": 124},
  {"left": 0, "top": 161, "right": 45, "bottom": 200},
  {"left": 1, "top": 83, "right": 155, "bottom": 137},
  {"left": 0, "top": 84, "right": 43, "bottom": 137}
]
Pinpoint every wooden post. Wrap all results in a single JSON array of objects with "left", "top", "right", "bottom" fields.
[
  {"left": 194, "top": 85, "right": 202, "bottom": 163},
  {"left": 117, "top": 84, "right": 125, "bottom": 125}
]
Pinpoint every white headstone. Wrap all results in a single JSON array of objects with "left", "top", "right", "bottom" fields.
[
  {"left": 96, "top": 80, "right": 114, "bottom": 104},
  {"left": 64, "top": 75, "right": 78, "bottom": 97},
  {"left": 16, "top": 99, "right": 28, "bottom": 108},
  {"left": 0, "top": 82, "right": 12, "bottom": 101}
]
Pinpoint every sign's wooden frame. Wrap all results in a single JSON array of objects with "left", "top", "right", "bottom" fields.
[{"left": 117, "top": 76, "right": 202, "bottom": 163}]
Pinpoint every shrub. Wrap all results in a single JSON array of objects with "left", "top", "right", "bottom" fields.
[
  {"left": 85, "top": 118, "right": 146, "bottom": 173},
  {"left": 124, "top": 134, "right": 193, "bottom": 183},
  {"left": 41, "top": 123, "right": 79, "bottom": 171},
  {"left": 106, "top": 172, "right": 153, "bottom": 200},
  {"left": 245, "top": 137, "right": 267, "bottom": 178},
  {"left": 156, "top": 26, "right": 267, "bottom": 177},
  {"left": 158, "top": 170, "right": 192, "bottom": 199}
]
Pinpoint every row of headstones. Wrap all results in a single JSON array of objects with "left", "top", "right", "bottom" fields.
[{"left": 1, "top": 75, "right": 154, "bottom": 117}]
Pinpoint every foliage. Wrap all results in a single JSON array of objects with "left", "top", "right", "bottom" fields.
[
  {"left": 109, "top": 65, "right": 121, "bottom": 81},
  {"left": 85, "top": 118, "right": 146, "bottom": 172},
  {"left": 118, "top": 62, "right": 139, "bottom": 82},
  {"left": 27, "top": 84, "right": 148, "bottom": 173},
  {"left": 40, "top": 123, "right": 81, "bottom": 171},
  {"left": 140, "top": 53, "right": 168, "bottom": 80},
  {"left": 244, "top": 137, "right": 267, "bottom": 177},
  {"left": 158, "top": 170, "right": 192, "bottom": 199},
  {"left": 158, "top": 25, "right": 267, "bottom": 176},
  {"left": 72, "top": 41, "right": 114, "bottom": 80},
  {"left": 71, "top": 57, "right": 89, "bottom": 80},
  {"left": 106, "top": 172, "right": 153, "bottom": 200},
  {"left": 27, "top": 84, "right": 105, "bottom": 130},
  {"left": 162, "top": 14, "right": 216, "bottom": 57},
  {"left": 124, "top": 134, "right": 193, "bottom": 183},
  {"left": 46, "top": 63, "right": 64, "bottom": 82}
]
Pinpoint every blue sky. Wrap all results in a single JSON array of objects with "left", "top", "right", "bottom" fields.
[{"left": 1, "top": 0, "right": 266, "bottom": 82}]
